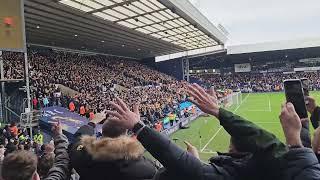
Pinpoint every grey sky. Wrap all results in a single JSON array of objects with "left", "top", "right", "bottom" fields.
[{"left": 189, "top": 0, "right": 320, "bottom": 46}]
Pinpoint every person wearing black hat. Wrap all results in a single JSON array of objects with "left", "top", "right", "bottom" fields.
[{"left": 69, "top": 120, "right": 157, "bottom": 180}]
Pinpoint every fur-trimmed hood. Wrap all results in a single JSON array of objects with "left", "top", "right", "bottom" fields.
[{"left": 80, "top": 135, "right": 145, "bottom": 161}]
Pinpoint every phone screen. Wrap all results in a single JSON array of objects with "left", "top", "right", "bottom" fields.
[
  {"left": 284, "top": 80, "right": 308, "bottom": 119},
  {"left": 301, "top": 78, "right": 310, "bottom": 96}
]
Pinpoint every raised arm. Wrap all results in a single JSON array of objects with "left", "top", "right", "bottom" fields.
[
  {"left": 187, "top": 84, "right": 287, "bottom": 157},
  {"left": 279, "top": 103, "right": 320, "bottom": 179},
  {"left": 44, "top": 121, "right": 70, "bottom": 180},
  {"left": 106, "top": 97, "right": 233, "bottom": 179}
]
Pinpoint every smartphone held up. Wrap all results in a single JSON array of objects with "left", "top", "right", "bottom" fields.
[{"left": 284, "top": 79, "right": 308, "bottom": 119}]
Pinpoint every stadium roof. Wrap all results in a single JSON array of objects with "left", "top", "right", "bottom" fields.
[
  {"left": 188, "top": 46, "right": 320, "bottom": 70},
  {"left": 227, "top": 37, "right": 320, "bottom": 55},
  {"left": 25, "top": 0, "right": 227, "bottom": 59}
]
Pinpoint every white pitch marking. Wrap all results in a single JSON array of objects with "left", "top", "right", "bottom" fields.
[
  {"left": 200, "top": 151, "right": 217, "bottom": 154},
  {"left": 200, "top": 93, "right": 250, "bottom": 152},
  {"left": 268, "top": 96, "right": 272, "bottom": 112},
  {"left": 246, "top": 109, "right": 272, "bottom": 112}
]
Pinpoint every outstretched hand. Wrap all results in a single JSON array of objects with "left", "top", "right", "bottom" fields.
[
  {"left": 279, "top": 102, "right": 303, "bottom": 147},
  {"left": 52, "top": 121, "right": 62, "bottom": 136},
  {"left": 186, "top": 83, "right": 220, "bottom": 117},
  {"left": 106, "top": 97, "right": 140, "bottom": 129},
  {"left": 184, "top": 141, "right": 199, "bottom": 159}
]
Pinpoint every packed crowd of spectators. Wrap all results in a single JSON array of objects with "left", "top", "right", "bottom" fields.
[
  {"left": 197, "top": 72, "right": 320, "bottom": 92},
  {"left": 1, "top": 84, "right": 320, "bottom": 180},
  {"left": 3, "top": 50, "right": 320, "bottom": 123},
  {"left": 2, "top": 52, "right": 24, "bottom": 79},
  {"left": 0, "top": 121, "right": 53, "bottom": 177},
  {"left": 3, "top": 49, "right": 320, "bottom": 179},
  {"left": 3, "top": 50, "right": 320, "bottom": 126},
  {"left": 2, "top": 50, "right": 187, "bottom": 124}
]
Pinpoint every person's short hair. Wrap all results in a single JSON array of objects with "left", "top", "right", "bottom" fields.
[
  {"left": 4, "top": 143, "right": 17, "bottom": 156},
  {"left": 102, "top": 120, "right": 127, "bottom": 138},
  {"left": 0, "top": 136, "right": 5, "bottom": 145},
  {"left": 2, "top": 150, "right": 38, "bottom": 180},
  {"left": 38, "top": 153, "right": 55, "bottom": 178},
  {"left": 44, "top": 144, "right": 54, "bottom": 154},
  {"left": 41, "top": 144, "right": 46, "bottom": 152},
  {"left": 10, "top": 122, "right": 16, "bottom": 127},
  {"left": 24, "top": 143, "right": 31, "bottom": 151}
]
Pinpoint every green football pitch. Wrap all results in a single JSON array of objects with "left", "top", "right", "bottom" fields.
[{"left": 169, "top": 91, "right": 320, "bottom": 161}]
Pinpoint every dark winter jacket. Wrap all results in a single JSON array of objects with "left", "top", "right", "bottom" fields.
[
  {"left": 280, "top": 147, "right": 320, "bottom": 180},
  {"left": 311, "top": 106, "right": 320, "bottom": 129},
  {"left": 309, "top": 106, "right": 320, "bottom": 161},
  {"left": 138, "top": 108, "right": 320, "bottom": 180},
  {"left": 44, "top": 134, "right": 70, "bottom": 180},
  {"left": 70, "top": 135, "right": 157, "bottom": 180}
]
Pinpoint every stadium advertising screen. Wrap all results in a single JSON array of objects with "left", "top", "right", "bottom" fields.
[{"left": 234, "top": 63, "right": 251, "bottom": 72}]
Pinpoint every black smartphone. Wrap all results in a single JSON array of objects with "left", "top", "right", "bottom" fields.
[
  {"left": 301, "top": 78, "right": 310, "bottom": 96},
  {"left": 284, "top": 79, "right": 308, "bottom": 119}
]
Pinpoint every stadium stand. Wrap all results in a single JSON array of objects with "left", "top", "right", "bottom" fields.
[
  {"left": 2, "top": 0, "right": 320, "bottom": 180},
  {"left": 3, "top": 49, "right": 320, "bottom": 180},
  {"left": 2, "top": 50, "right": 189, "bottom": 126},
  {"left": 2, "top": 49, "right": 320, "bottom": 123},
  {"left": 196, "top": 72, "right": 320, "bottom": 92}
]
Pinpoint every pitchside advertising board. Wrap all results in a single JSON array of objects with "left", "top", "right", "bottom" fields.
[
  {"left": 294, "top": 66, "right": 320, "bottom": 72},
  {"left": 41, "top": 106, "right": 90, "bottom": 135},
  {"left": 234, "top": 63, "right": 251, "bottom": 73},
  {"left": 0, "top": 0, "right": 26, "bottom": 52}
]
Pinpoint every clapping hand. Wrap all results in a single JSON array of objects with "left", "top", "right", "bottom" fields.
[
  {"left": 186, "top": 83, "right": 220, "bottom": 117},
  {"left": 279, "top": 103, "right": 303, "bottom": 147},
  {"left": 106, "top": 97, "right": 140, "bottom": 129},
  {"left": 184, "top": 141, "right": 200, "bottom": 159},
  {"left": 52, "top": 121, "right": 62, "bottom": 136}
]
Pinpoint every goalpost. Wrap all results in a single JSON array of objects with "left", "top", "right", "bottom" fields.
[
  {"left": 200, "top": 91, "right": 242, "bottom": 153},
  {"left": 218, "top": 92, "right": 242, "bottom": 108}
]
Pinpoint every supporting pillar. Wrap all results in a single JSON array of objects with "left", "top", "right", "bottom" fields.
[
  {"left": 0, "top": 51, "right": 4, "bottom": 123},
  {"left": 182, "top": 57, "right": 190, "bottom": 82},
  {"left": 24, "top": 52, "right": 31, "bottom": 111}
]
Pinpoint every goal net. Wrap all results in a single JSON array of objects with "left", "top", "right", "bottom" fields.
[{"left": 218, "top": 92, "right": 242, "bottom": 108}]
